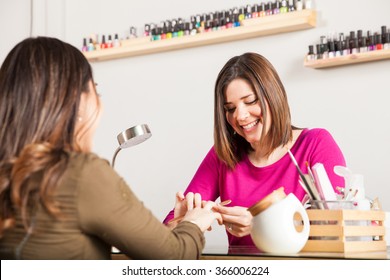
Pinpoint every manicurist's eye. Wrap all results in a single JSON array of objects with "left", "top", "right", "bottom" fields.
[
  {"left": 224, "top": 105, "right": 235, "bottom": 113},
  {"left": 245, "top": 98, "right": 258, "bottom": 105}
]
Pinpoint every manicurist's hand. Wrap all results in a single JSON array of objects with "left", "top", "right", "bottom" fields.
[{"left": 213, "top": 205, "right": 252, "bottom": 237}]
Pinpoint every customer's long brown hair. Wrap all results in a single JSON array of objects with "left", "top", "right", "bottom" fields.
[
  {"left": 0, "top": 37, "right": 95, "bottom": 235},
  {"left": 214, "top": 52, "right": 293, "bottom": 169}
]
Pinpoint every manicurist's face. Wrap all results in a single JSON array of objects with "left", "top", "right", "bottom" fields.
[{"left": 224, "top": 78, "right": 269, "bottom": 148}]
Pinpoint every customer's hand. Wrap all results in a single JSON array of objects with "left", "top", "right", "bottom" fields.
[
  {"left": 213, "top": 205, "right": 252, "bottom": 237},
  {"left": 165, "top": 192, "right": 203, "bottom": 229},
  {"left": 181, "top": 200, "right": 223, "bottom": 232},
  {"left": 173, "top": 191, "right": 202, "bottom": 220}
]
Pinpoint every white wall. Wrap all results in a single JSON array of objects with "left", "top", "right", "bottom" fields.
[{"left": 1, "top": 0, "right": 390, "bottom": 249}]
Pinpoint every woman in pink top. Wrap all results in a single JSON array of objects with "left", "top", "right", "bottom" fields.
[{"left": 164, "top": 53, "right": 346, "bottom": 247}]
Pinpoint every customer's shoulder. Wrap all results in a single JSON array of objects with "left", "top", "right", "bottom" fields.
[{"left": 68, "top": 152, "right": 110, "bottom": 170}]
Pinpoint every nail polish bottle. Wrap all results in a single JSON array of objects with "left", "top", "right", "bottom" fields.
[
  {"left": 376, "top": 33, "right": 383, "bottom": 50},
  {"left": 151, "top": 28, "right": 160, "bottom": 41},
  {"left": 143, "top": 24, "right": 151, "bottom": 37},
  {"left": 96, "top": 35, "right": 102, "bottom": 51},
  {"left": 315, "top": 44, "right": 322, "bottom": 60},
  {"left": 218, "top": 10, "right": 226, "bottom": 21},
  {"left": 252, "top": 4, "right": 259, "bottom": 18},
  {"left": 342, "top": 39, "right": 350, "bottom": 56},
  {"left": 230, "top": 7, "right": 237, "bottom": 22},
  {"left": 288, "top": 0, "right": 295, "bottom": 12},
  {"left": 335, "top": 41, "right": 342, "bottom": 57},
  {"left": 273, "top": 1, "right": 281, "bottom": 14},
  {"left": 267, "top": 1, "right": 274, "bottom": 15},
  {"left": 190, "top": 15, "right": 196, "bottom": 27},
  {"left": 233, "top": 14, "right": 240, "bottom": 27},
  {"left": 319, "top": 35, "right": 328, "bottom": 58},
  {"left": 194, "top": 15, "right": 201, "bottom": 28},
  {"left": 87, "top": 38, "right": 95, "bottom": 52},
  {"left": 328, "top": 41, "right": 335, "bottom": 58},
  {"left": 212, "top": 18, "right": 218, "bottom": 31},
  {"left": 183, "top": 22, "right": 190, "bottom": 36},
  {"left": 351, "top": 38, "right": 359, "bottom": 54},
  {"left": 165, "top": 22, "right": 172, "bottom": 39},
  {"left": 307, "top": 45, "right": 315, "bottom": 61},
  {"left": 280, "top": 0, "right": 288, "bottom": 13},
  {"left": 177, "top": 19, "right": 184, "bottom": 37},
  {"left": 226, "top": 15, "right": 233, "bottom": 29},
  {"left": 359, "top": 37, "right": 368, "bottom": 53},
  {"left": 172, "top": 25, "right": 179, "bottom": 37},
  {"left": 349, "top": 31, "right": 356, "bottom": 52},
  {"left": 106, "top": 35, "right": 113, "bottom": 48},
  {"left": 296, "top": 0, "right": 303, "bottom": 10},
  {"left": 160, "top": 23, "right": 167, "bottom": 40},
  {"left": 219, "top": 17, "right": 226, "bottom": 30},
  {"left": 381, "top": 26, "right": 387, "bottom": 44},
  {"left": 81, "top": 38, "right": 88, "bottom": 52},
  {"left": 357, "top": 30, "right": 363, "bottom": 48},
  {"left": 384, "top": 33, "right": 390, "bottom": 49},
  {"left": 113, "top": 34, "right": 121, "bottom": 47},
  {"left": 245, "top": 5, "right": 252, "bottom": 19},
  {"left": 190, "top": 21, "right": 198, "bottom": 35},
  {"left": 369, "top": 35, "right": 376, "bottom": 51},
  {"left": 259, "top": 2, "right": 266, "bottom": 17},
  {"left": 202, "top": 20, "right": 209, "bottom": 33},
  {"left": 128, "top": 27, "right": 136, "bottom": 39},
  {"left": 100, "top": 35, "right": 107, "bottom": 49}
]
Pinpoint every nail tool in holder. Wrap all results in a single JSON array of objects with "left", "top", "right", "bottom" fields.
[
  {"left": 333, "top": 165, "right": 370, "bottom": 210},
  {"left": 287, "top": 149, "right": 319, "bottom": 201},
  {"left": 311, "top": 163, "right": 338, "bottom": 201}
]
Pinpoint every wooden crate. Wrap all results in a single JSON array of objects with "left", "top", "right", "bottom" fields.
[{"left": 302, "top": 209, "right": 387, "bottom": 253}]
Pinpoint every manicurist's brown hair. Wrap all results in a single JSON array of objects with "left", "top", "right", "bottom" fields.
[{"left": 214, "top": 52, "right": 293, "bottom": 169}]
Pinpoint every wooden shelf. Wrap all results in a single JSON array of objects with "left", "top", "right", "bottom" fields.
[
  {"left": 84, "top": 9, "right": 316, "bottom": 62},
  {"left": 304, "top": 49, "right": 390, "bottom": 69}
]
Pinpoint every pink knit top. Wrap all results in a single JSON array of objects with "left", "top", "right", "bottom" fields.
[{"left": 164, "top": 128, "right": 346, "bottom": 246}]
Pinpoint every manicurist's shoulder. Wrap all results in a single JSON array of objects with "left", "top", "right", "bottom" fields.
[{"left": 300, "top": 127, "right": 334, "bottom": 141}]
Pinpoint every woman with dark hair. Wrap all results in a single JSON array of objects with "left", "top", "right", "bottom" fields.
[
  {"left": 164, "top": 52, "right": 346, "bottom": 247},
  {"left": 0, "top": 37, "right": 221, "bottom": 259}
]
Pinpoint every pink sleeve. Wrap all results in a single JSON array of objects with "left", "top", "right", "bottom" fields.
[
  {"left": 308, "top": 129, "right": 347, "bottom": 191},
  {"left": 163, "top": 147, "right": 221, "bottom": 224}
]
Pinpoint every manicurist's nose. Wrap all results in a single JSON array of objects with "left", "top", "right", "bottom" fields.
[{"left": 235, "top": 105, "right": 249, "bottom": 121}]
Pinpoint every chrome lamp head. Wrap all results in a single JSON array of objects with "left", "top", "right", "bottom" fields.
[{"left": 111, "top": 124, "right": 152, "bottom": 167}]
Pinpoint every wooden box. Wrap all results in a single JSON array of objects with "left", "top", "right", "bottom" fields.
[{"left": 302, "top": 209, "right": 387, "bottom": 253}]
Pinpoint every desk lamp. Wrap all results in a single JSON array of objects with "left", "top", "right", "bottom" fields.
[
  {"left": 110, "top": 124, "right": 152, "bottom": 254},
  {"left": 111, "top": 124, "right": 152, "bottom": 167}
]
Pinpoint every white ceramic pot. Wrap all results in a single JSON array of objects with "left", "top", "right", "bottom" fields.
[{"left": 248, "top": 187, "right": 310, "bottom": 254}]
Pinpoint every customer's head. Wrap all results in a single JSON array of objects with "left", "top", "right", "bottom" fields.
[
  {"left": 0, "top": 36, "right": 101, "bottom": 159},
  {"left": 0, "top": 37, "right": 101, "bottom": 231},
  {"left": 213, "top": 52, "right": 292, "bottom": 168}
]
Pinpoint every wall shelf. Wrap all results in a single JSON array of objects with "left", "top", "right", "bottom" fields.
[
  {"left": 304, "top": 49, "right": 390, "bottom": 69},
  {"left": 84, "top": 9, "right": 316, "bottom": 62}
]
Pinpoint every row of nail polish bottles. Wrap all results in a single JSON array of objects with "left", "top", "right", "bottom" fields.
[
  {"left": 306, "top": 25, "right": 390, "bottom": 61},
  {"left": 82, "top": 1, "right": 314, "bottom": 50},
  {"left": 82, "top": 33, "right": 121, "bottom": 52},
  {"left": 143, "top": 1, "right": 313, "bottom": 41}
]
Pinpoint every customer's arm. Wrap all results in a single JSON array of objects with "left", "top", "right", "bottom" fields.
[{"left": 78, "top": 155, "right": 205, "bottom": 260}]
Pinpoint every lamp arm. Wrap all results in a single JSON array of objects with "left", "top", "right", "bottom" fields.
[{"left": 111, "top": 147, "right": 122, "bottom": 168}]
